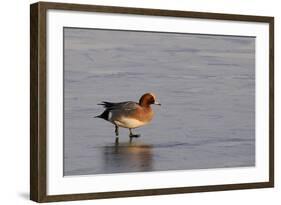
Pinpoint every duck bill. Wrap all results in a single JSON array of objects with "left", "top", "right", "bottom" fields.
[{"left": 154, "top": 101, "right": 161, "bottom": 106}]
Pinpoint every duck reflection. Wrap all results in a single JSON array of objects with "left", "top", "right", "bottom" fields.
[{"left": 102, "top": 142, "right": 153, "bottom": 173}]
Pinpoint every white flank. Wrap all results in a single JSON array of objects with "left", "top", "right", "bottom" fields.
[
  {"left": 114, "top": 117, "right": 148, "bottom": 129},
  {"left": 108, "top": 111, "right": 112, "bottom": 121}
]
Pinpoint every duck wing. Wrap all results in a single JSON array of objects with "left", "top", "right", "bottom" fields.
[{"left": 98, "top": 101, "right": 138, "bottom": 111}]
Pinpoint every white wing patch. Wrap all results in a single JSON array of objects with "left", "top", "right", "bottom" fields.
[{"left": 114, "top": 117, "right": 148, "bottom": 129}]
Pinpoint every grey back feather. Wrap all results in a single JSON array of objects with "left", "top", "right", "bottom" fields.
[{"left": 98, "top": 101, "right": 138, "bottom": 112}]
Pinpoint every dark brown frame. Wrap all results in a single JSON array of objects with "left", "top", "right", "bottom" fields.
[{"left": 30, "top": 1, "right": 274, "bottom": 202}]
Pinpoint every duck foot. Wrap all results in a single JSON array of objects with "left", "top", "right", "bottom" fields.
[
  {"left": 129, "top": 134, "right": 140, "bottom": 143},
  {"left": 129, "top": 128, "right": 140, "bottom": 138},
  {"left": 130, "top": 134, "right": 140, "bottom": 138}
]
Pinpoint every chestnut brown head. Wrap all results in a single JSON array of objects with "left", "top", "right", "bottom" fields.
[{"left": 139, "top": 93, "right": 161, "bottom": 107}]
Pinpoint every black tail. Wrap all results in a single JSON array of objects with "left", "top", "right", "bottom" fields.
[
  {"left": 97, "top": 101, "right": 117, "bottom": 109},
  {"left": 94, "top": 110, "right": 109, "bottom": 121}
]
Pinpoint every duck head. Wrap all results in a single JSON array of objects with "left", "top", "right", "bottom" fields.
[{"left": 139, "top": 93, "right": 161, "bottom": 107}]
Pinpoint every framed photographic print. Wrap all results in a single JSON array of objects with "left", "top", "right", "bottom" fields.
[{"left": 30, "top": 1, "right": 274, "bottom": 202}]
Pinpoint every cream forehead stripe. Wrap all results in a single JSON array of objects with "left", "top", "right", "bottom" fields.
[{"left": 148, "top": 93, "right": 157, "bottom": 100}]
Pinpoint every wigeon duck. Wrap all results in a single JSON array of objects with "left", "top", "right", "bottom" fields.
[{"left": 95, "top": 93, "right": 161, "bottom": 144}]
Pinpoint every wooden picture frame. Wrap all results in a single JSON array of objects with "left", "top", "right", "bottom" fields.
[{"left": 30, "top": 1, "right": 274, "bottom": 202}]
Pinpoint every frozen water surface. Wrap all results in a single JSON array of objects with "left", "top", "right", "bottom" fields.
[{"left": 63, "top": 28, "right": 255, "bottom": 176}]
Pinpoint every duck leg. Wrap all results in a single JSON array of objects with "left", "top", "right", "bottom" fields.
[
  {"left": 129, "top": 128, "right": 140, "bottom": 143},
  {"left": 115, "top": 125, "right": 119, "bottom": 144}
]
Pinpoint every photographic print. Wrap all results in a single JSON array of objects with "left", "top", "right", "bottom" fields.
[
  {"left": 30, "top": 2, "right": 274, "bottom": 202},
  {"left": 63, "top": 28, "right": 255, "bottom": 176}
]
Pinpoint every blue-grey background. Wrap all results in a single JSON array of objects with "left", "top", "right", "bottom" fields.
[{"left": 63, "top": 28, "right": 255, "bottom": 176}]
